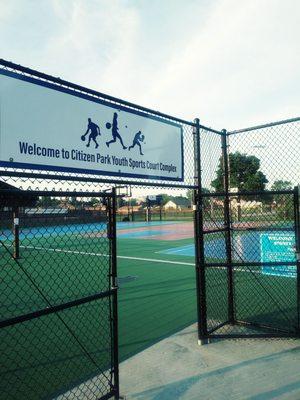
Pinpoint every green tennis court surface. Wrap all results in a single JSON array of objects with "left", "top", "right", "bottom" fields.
[
  {"left": 0, "top": 220, "right": 297, "bottom": 399},
  {"left": 0, "top": 220, "right": 197, "bottom": 399}
]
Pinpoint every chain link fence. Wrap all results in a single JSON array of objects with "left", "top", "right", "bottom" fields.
[
  {"left": 196, "top": 118, "right": 300, "bottom": 340},
  {"left": 0, "top": 191, "right": 118, "bottom": 400},
  {"left": 1, "top": 58, "right": 300, "bottom": 400},
  {"left": 0, "top": 60, "right": 199, "bottom": 399}
]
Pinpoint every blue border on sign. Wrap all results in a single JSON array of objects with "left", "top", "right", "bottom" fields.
[
  {"left": 0, "top": 69, "right": 185, "bottom": 182},
  {"left": 0, "top": 160, "right": 183, "bottom": 182}
]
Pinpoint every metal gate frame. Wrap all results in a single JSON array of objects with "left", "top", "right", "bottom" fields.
[
  {"left": 0, "top": 59, "right": 203, "bottom": 399},
  {"left": 194, "top": 122, "right": 300, "bottom": 343},
  {"left": 0, "top": 188, "right": 119, "bottom": 400}
]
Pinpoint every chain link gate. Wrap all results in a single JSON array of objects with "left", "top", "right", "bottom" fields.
[
  {"left": 0, "top": 59, "right": 200, "bottom": 399},
  {"left": 1, "top": 58, "right": 300, "bottom": 398},
  {"left": 0, "top": 188, "right": 119, "bottom": 400},
  {"left": 195, "top": 118, "right": 300, "bottom": 342}
]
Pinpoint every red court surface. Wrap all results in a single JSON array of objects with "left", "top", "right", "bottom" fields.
[{"left": 119, "top": 222, "right": 194, "bottom": 240}]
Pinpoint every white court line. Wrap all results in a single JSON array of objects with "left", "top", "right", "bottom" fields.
[
  {"left": 20, "top": 245, "right": 195, "bottom": 267},
  {"left": 20, "top": 245, "right": 263, "bottom": 274},
  {"left": 156, "top": 246, "right": 193, "bottom": 254}
]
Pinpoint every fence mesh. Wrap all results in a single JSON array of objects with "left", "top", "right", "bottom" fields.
[
  {"left": 1, "top": 59, "right": 300, "bottom": 400},
  {"left": 198, "top": 118, "right": 300, "bottom": 339},
  {"left": 228, "top": 119, "right": 300, "bottom": 190},
  {"left": 0, "top": 193, "right": 117, "bottom": 400},
  {"left": 0, "top": 61, "right": 198, "bottom": 399}
]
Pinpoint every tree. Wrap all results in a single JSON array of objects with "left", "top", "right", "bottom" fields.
[
  {"left": 68, "top": 197, "right": 82, "bottom": 208},
  {"left": 211, "top": 151, "right": 268, "bottom": 193},
  {"left": 271, "top": 180, "right": 293, "bottom": 220},
  {"left": 271, "top": 180, "right": 293, "bottom": 191},
  {"left": 89, "top": 198, "right": 100, "bottom": 207},
  {"left": 37, "top": 197, "right": 60, "bottom": 208},
  {"left": 157, "top": 194, "right": 171, "bottom": 206},
  {"left": 117, "top": 197, "right": 126, "bottom": 208},
  {"left": 129, "top": 198, "right": 138, "bottom": 206}
]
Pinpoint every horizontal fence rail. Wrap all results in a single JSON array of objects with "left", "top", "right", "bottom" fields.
[
  {"left": 0, "top": 59, "right": 195, "bottom": 128},
  {"left": 0, "top": 191, "right": 118, "bottom": 400},
  {"left": 228, "top": 116, "right": 300, "bottom": 135}
]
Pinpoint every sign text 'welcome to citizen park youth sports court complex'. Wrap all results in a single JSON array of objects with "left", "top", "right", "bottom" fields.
[{"left": 0, "top": 70, "right": 183, "bottom": 181}]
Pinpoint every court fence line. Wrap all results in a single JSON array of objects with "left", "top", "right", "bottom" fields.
[
  {"left": 0, "top": 58, "right": 300, "bottom": 400},
  {"left": 0, "top": 60, "right": 197, "bottom": 400},
  {"left": 196, "top": 118, "right": 300, "bottom": 343}
]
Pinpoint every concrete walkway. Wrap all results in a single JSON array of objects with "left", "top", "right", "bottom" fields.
[{"left": 119, "top": 324, "right": 300, "bottom": 400}]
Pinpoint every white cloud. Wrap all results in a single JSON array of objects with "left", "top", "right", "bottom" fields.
[
  {"left": 0, "top": 0, "right": 15, "bottom": 22},
  {"left": 0, "top": 0, "right": 299, "bottom": 130},
  {"left": 141, "top": 0, "right": 300, "bottom": 129},
  {"left": 43, "top": 0, "right": 140, "bottom": 95}
]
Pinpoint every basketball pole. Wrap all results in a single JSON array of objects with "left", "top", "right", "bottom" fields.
[{"left": 13, "top": 206, "right": 20, "bottom": 260}]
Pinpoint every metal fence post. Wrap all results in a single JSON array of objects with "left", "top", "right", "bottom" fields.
[
  {"left": 221, "top": 129, "right": 234, "bottom": 324},
  {"left": 193, "top": 118, "right": 208, "bottom": 344},
  {"left": 13, "top": 206, "right": 20, "bottom": 260},
  {"left": 294, "top": 186, "right": 300, "bottom": 333},
  {"left": 110, "top": 188, "right": 120, "bottom": 399}
]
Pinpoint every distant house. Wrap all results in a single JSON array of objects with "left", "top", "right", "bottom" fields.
[
  {"left": 164, "top": 197, "right": 190, "bottom": 211},
  {"left": 231, "top": 198, "right": 262, "bottom": 211},
  {"left": 211, "top": 189, "right": 262, "bottom": 212},
  {"left": 228, "top": 188, "right": 262, "bottom": 210},
  {"left": 163, "top": 200, "right": 177, "bottom": 210}
]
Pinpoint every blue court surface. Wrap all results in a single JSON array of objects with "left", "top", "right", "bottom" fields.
[
  {"left": 0, "top": 220, "right": 180, "bottom": 240},
  {"left": 159, "top": 231, "right": 296, "bottom": 263},
  {"left": 1, "top": 220, "right": 295, "bottom": 265},
  {"left": 159, "top": 243, "right": 195, "bottom": 257}
]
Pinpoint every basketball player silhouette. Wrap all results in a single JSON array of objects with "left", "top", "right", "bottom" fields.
[
  {"left": 81, "top": 118, "right": 100, "bottom": 149},
  {"left": 106, "top": 112, "right": 127, "bottom": 150}
]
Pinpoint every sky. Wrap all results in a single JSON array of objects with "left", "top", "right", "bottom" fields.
[{"left": 1, "top": 0, "right": 299, "bottom": 131}]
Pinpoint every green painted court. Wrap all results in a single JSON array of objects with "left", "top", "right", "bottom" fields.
[
  {"left": 1, "top": 218, "right": 298, "bottom": 399},
  {"left": 0, "top": 220, "right": 198, "bottom": 399}
]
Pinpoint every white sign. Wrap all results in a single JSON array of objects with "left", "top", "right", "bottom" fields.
[{"left": 0, "top": 70, "right": 184, "bottom": 181}]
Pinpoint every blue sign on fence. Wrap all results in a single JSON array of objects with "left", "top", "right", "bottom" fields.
[{"left": 261, "top": 232, "right": 296, "bottom": 278}]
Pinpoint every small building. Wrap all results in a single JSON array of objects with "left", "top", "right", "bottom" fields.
[
  {"left": 231, "top": 198, "right": 263, "bottom": 211},
  {"left": 164, "top": 197, "right": 190, "bottom": 211}
]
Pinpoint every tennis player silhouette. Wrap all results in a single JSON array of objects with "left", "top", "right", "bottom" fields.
[
  {"left": 106, "top": 112, "right": 127, "bottom": 150},
  {"left": 128, "top": 131, "right": 145, "bottom": 155},
  {"left": 81, "top": 118, "right": 100, "bottom": 149}
]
